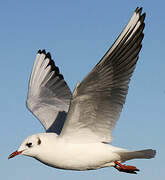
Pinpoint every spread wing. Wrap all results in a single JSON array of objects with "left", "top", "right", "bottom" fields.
[
  {"left": 60, "top": 8, "right": 145, "bottom": 143},
  {"left": 26, "top": 50, "right": 72, "bottom": 134}
]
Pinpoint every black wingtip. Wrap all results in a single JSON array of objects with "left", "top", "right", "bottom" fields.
[
  {"left": 138, "top": 13, "right": 146, "bottom": 25},
  {"left": 54, "top": 66, "right": 60, "bottom": 74},
  {"left": 135, "top": 7, "right": 139, "bottom": 12},
  {"left": 135, "top": 7, "right": 143, "bottom": 15},
  {"left": 45, "top": 52, "right": 51, "bottom": 60},
  {"left": 137, "top": 7, "right": 143, "bottom": 14},
  {"left": 58, "top": 74, "right": 64, "bottom": 79},
  {"left": 46, "top": 59, "right": 59, "bottom": 74},
  {"left": 48, "top": 59, "right": 55, "bottom": 68},
  {"left": 38, "top": 49, "right": 42, "bottom": 54},
  {"left": 141, "top": 13, "right": 146, "bottom": 20},
  {"left": 41, "top": 49, "right": 46, "bottom": 54}
]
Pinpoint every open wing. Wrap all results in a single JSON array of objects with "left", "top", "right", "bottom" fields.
[
  {"left": 60, "top": 8, "right": 145, "bottom": 143},
  {"left": 26, "top": 50, "right": 72, "bottom": 134}
]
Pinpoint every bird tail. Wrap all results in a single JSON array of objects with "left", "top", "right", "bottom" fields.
[{"left": 117, "top": 149, "right": 156, "bottom": 162}]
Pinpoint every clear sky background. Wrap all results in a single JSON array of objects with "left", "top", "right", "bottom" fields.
[{"left": 1, "top": 0, "right": 164, "bottom": 180}]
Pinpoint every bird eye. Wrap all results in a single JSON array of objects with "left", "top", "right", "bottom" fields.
[
  {"left": 37, "top": 137, "right": 41, "bottom": 145},
  {"left": 26, "top": 142, "right": 32, "bottom": 148}
]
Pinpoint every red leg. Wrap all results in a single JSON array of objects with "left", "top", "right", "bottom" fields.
[{"left": 114, "top": 161, "right": 140, "bottom": 174}]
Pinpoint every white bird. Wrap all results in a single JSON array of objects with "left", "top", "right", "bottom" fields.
[{"left": 9, "top": 7, "right": 156, "bottom": 174}]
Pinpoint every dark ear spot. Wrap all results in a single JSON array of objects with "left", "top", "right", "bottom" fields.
[{"left": 37, "top": 137, "right": 41, "bottom": 145}]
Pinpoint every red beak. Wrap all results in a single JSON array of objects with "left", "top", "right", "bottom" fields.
[{"left": 8, "top": 150, "right": 23, "bottom": 159}]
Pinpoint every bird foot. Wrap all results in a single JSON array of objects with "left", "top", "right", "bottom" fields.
[{"left": 114, "top": 161, "right": 140, "bottom": 174}]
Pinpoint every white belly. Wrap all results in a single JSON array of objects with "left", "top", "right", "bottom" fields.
[{"left": 36, "top": 141, "right": 122, "bottom": 170}]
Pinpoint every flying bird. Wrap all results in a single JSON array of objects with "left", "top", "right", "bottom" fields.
[{"left": 9, "top": 7, "right": 156, "bottom": 174}]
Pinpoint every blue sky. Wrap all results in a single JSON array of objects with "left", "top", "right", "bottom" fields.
[{"left": 1, "top": 0, "right": 164, "bottom": 180}]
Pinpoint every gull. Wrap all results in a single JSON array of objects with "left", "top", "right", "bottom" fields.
[{"left": 9, "top": 7, "right": 156, "bottom": 174}]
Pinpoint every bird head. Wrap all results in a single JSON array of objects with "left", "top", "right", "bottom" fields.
[{"left": 8, "top": 134, "right": 42, "bottom": 159}]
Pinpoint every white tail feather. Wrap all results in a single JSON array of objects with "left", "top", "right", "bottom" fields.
[{"left": 117, "top": 149, "right": 156, "bottom": 161}]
